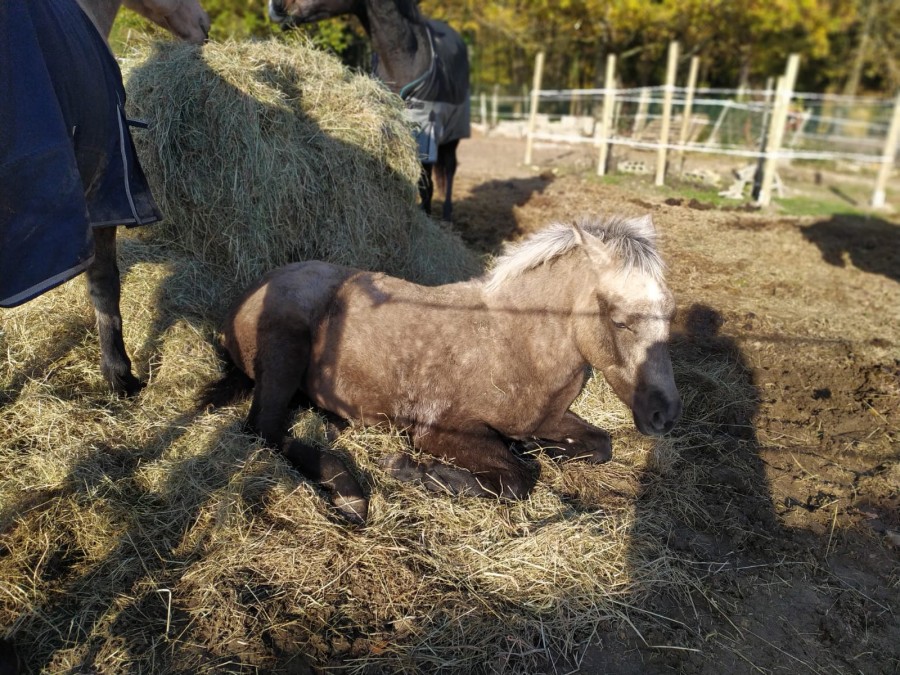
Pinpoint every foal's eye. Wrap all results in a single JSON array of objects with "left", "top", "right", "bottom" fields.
[{"left": 613, "top": 321, "right": 628, "bottom": 330}]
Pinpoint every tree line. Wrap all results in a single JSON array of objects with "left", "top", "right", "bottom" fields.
[{"left": 112, "top": 0, "right": 899, "bottom": 95}]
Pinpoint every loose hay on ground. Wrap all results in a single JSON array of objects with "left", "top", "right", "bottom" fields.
[
  {"left": 0, "top": 50, "right": 774, "bottom": 669},
  {"left": 1, "top": 246, "right": 755, "bottom": 672},
  {"left": 122, "top": 38, "right": 479, "bottom": 287}
]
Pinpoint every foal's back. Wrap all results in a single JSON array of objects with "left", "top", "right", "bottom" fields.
[
  {"left": 224, "top": 260, "right": 487, "bottom": 423},
  {"left": 225, "top": 261, "right": 354, "bottom": 380}
]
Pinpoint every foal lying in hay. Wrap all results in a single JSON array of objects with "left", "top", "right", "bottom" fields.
[{"left": 202, "top": 215, "right": 681, "bottom": 523}]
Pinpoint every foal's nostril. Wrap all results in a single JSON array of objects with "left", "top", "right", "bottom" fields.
[{"left": 650, "top": 396, "right": 680, "bottom": 434}]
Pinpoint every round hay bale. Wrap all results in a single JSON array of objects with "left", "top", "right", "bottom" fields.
[{"left": 122, "top": 38, "right": 478, "bottom": 286}]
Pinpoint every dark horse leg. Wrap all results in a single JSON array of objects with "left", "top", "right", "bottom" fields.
[
  {"left": 434, "top": 139, "right": 459, "bottom": 223},
  {"left": 380, "top": 425, "right": 535, "bottom": 500},
  {"left": 418, "top": 161, "right": 434, "bottom": 216},
  {"left": 531, "top": 411, "right": 612, "bottom": 463},
  {"left": 246, "top": 337, "right": 368, "bottom": 524},
  {"left": 85, "top": 226, "right": 142, "bottom": 396}
]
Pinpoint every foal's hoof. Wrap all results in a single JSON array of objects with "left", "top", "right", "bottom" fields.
[
  {"left": 322, "top": 471, "right": 368, "bottom": 526},
  {"left": 107, "top": 370, "right": 144, "bottom": 397},
  {"left": 378, "top": 453, "right": 423, "bottom": 483},
  {"left": 332, "top": 494, "right": 369, "bottom": 526},
  {"left": 578, "top": 440, "right": 612, "bottom": 464},
  {"left": 546, "top": 436, "right": 612, "bottom": 464},
  {"left": 379, "top": 453, "right": 500, "bottom": 498}
]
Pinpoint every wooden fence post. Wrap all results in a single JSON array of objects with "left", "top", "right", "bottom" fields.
[
  {"left": 655, "top": 41, "right": 680, "bottom": 186},
  {"left": 479, "top": 92, "right": 488, "bottom": 126},
  {"left": 871, "top": 91, "right": 900, "bottom": 208},
  {"left": 596, "top": 54, "right": 617, "bottom": 176},
  {"left": 757, "top": 54, "right": 800, "bottom": 206},
  {"left": 524, "top": 51, "right": 545, "bottom": 165},
  {"left": 491, "top": 85, "right": 499, "bottom": 129},
  {"left": 676, "top": 55, "right": 700, "bottom": 170},
  {"left": 633, "top": 87, "right": 650, "bottom": 139}
]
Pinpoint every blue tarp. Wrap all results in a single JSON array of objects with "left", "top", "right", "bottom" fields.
[{"left": 0, "top": 0, "right": 161, "bottom": 307}]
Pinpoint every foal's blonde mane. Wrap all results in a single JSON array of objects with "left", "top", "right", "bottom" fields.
[{"left": 484, "top": 215, "right": 665, "bottom": 291}]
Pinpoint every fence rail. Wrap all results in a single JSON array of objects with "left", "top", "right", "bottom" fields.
[{"left": 472, "top": 45, "right": 900, "bottom": 208}]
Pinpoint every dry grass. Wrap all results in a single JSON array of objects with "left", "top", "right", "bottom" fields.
[
  {"left": 0, "top": 36, "right": 769, "bottom": 675},
  {"left": 0, "top": 240, "right": 760, "bottom": 672},
  {"left": 122, "top": 38, "right": 479, "bottom": 287}
]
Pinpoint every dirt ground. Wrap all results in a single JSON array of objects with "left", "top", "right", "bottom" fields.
[
  {"left": 1, "top": 131, "right": 897, "bottom": 675},
  {"left": 445, "top": 133, "right": 900, "bottom": 674}
]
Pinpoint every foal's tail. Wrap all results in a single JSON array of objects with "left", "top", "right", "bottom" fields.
[{"left": 196, "top": 344, "right": 254, "bottom": 411}]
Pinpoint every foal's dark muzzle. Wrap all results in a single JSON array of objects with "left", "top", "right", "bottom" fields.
[{"left": 633, "top": 388, "right": 682, "bottom": 436}]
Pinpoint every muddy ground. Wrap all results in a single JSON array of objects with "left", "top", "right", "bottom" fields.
[{"left": 446, "top": 134, "right": 899, "bottom": 673}]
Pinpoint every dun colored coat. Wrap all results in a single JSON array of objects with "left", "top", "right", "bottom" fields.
[{"left": 204, "top": 216, "right": 682, "bottom": 524}]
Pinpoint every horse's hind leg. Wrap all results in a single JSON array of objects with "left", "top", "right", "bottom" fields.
[
  {"left": 248, "top": 345, "right": 368, "bottom": 524},
  {"left": 418, "top": 162, "right": 434, "bottom": 215},
  {"left": 86, "top": 226, "right": 142, "bottom": 396},
  {"left": 435, "top": 139, "right": 459, "bottom": 222},
  {"left": 380, "top": 426, "right": 534, "bottom": 500}
]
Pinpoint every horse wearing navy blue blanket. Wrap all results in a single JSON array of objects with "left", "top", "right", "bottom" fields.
[
  {"left": 268, "top": 0, "right": 470, "bottom": 223},
  {"left": 0, "top": 0, "right": 208, "bottom": 395}
]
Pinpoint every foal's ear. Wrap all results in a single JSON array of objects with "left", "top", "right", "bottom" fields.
[
  {"left": 578, "top": 230, "right": 614, "bottom": 268},
  {"left": 631, "top": 214, "right": 656, "bottom": 238},
  {"left": 571, "top": 220, "right": 587, "bottom": 246}
]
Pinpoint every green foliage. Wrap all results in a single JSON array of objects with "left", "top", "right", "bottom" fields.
[
  {"left": 421, "top": 0, "right": 896, "bottom": 95},
  {"left": 110, "top": 0, "right": 899, "bottom": 95}
]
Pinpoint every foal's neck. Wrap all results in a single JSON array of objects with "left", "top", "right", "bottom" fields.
[
  {"left": 486, "top": 256, "right": 590, "bottom": 371},
  {"left": 358, "top": 0, "right": 431, "bottom": 94}
]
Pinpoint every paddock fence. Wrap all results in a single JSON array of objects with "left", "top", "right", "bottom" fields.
[{"left": 472, "top": 44, "right": 900, "bottom": 209}]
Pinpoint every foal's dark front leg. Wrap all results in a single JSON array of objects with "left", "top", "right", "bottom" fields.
[
  {"left": 531, "top": 411, "right": 612, "bottom": 463},
  {"left": 85, "top": 226, "right": 142, "bottom": 396},
  {"left": 247, "top": 351, "right": 368, "bottom": 525},
  {"left": 380, "top": 424, "right": 535, "bottom": 500}
]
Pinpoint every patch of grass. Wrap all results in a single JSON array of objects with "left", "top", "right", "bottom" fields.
[
  {"left": 774, "top": 195, "right": 871, "bottom": 217},
  {"left": 661, "top": 183, "right": 734, "bottom": 208},
  {"left": 587, "top": 173, "right": 629, "bottom": 186}
]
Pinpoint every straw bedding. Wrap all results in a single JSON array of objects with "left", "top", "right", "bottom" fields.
[
  {"left": 0, "top": 37, "right": 761, "bottom": 674},
  {"left": 0, "top": 238, "right": 756, "bottom": 672}
]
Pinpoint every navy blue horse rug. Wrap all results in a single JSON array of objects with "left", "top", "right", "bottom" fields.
[{"left": 0, "top": 0, "right": 160, "bottom": 308}]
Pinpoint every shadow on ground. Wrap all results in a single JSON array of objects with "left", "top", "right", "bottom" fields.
[
  {"left": 449, "top": 176, "right": 554, "bottom": 254},
  {"left": 802, "top": 214, "right": 900, "bottom": 284}
]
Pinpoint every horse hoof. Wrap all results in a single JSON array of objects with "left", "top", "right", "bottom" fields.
[
  {"left": 332, "top": 494, "right": 369, "bottom": 526},
  {"left": 378, "top": 453, "right": 421, "bottom": 481},
  {"left": 108, "top": 371, "right": 144, "bottom": 397},
  {"left": 587, "top": 436, "right": 613, "bottom": 463}
]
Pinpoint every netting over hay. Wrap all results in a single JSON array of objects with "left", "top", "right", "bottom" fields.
[{"left": 122, "top": 38, "right": 478, "bottom": 286}]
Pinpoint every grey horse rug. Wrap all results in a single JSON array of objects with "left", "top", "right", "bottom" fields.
[
  {"left": 0, "top": 0, "right": 161, "bottom": 308},
  {"left": 376, "top": 18, "right": 470, "bottom": 164}
]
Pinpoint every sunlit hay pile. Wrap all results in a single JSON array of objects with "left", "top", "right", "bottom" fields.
[
  {"left": 0, "top": 241, "right": 762, "bottom": 673},
  {"left": 121, "top": 38, "right": 479, "bottom": 287}
]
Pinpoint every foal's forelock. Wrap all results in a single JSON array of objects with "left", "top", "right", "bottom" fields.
[{"left": 483, "top": 215, "right": 665, "bottom": 292}]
